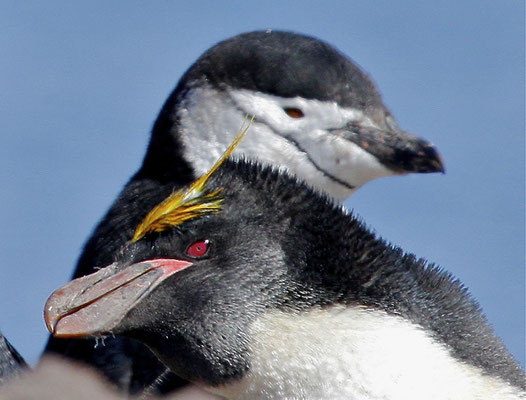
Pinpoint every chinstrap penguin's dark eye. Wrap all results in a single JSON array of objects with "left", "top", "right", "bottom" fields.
[
  {"left": 186, "top": 239, "right": 210, "bottom": 258},
  {"left": 283, "top": 107, "right": 304, "bottom": 118}
]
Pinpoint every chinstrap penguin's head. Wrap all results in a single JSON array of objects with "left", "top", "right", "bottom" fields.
[{"left": 142, "top": 30, "right": 444, "bottom": 200}]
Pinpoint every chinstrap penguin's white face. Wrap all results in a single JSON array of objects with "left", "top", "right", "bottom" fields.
[{"left": 178, "top": 85, "right": 402, "bottom": 200}]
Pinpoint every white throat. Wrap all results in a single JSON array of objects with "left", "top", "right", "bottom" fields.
[
  {"left": 208, "top": 307, "right": 524, "bottom": 400},
  {"left": 176, "top": 85, "right": 395, "bottom": 201}
]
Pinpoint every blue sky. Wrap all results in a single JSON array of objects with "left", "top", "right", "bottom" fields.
[{"left": 0, "top": 1, "right": 524, "bottom": 368}]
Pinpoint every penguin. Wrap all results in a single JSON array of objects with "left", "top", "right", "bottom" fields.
[
  {"left": 45, "top": 30, "right": 444, "bottom": 393},
  {"left": 0, "top": 331, "right": 27, "bottom": 387},
  {"left": 44, "top": 135, "right": 525, "bottom": 399}
]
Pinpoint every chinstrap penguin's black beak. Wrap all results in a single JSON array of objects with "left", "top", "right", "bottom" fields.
[{"left": 334, "top": 120, "right": 445, "bottom": 174}]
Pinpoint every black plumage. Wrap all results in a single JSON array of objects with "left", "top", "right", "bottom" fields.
[
  {"left": 45, "top": 159, "right": 525, "bottom": 398},
  {"left": 0, "top": 331, "right": 27, "bottom": 387},
  {"left": 45, "top": 30, "right": 444, "bottom": 394}
]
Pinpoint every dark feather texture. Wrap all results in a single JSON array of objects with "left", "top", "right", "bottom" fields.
[
  {"left": 47, "top": 159, "right": 525, "bottom": 393},
  {"left": 0, "top": 331, "right": 27, "bottom": 387},
  {"left": 44, "top": 30, "right": 445, "bottom": 395}
]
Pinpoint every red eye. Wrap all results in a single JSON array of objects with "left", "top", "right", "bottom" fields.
[{"left": 186, "top": 239, "right": 210, "bottom": 258}]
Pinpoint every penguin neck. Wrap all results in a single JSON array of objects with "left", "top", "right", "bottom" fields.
[
  {"left": 271, "top": 202, "right": 525, "bottom": 391},
  {"left": 207, "top": 307, "right": 524, "bottom": 400}
]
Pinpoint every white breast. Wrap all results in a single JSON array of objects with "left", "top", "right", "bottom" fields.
[{"left": 207, "top": 306, "right": 524, "bottom": 400}]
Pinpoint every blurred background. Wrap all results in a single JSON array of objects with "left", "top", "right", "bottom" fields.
[{"left": 0, "top": 0, "right": 524, "bottom": 373}]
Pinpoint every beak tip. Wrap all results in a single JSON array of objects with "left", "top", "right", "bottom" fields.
[
  {"left": 44, "top": 294, "right": 63, "bottom": 335},
  {"left": 428, "top": 155, "right": 445, "bottom": 174},
  {"left": 431, "top": 149, "right": 446, "bottom": 174},
  {"left": 412, "top": 141, "right": 445, "bottom": 174},
  {"left": 43, "top": 310, "right": 56, "bottom": 335}
]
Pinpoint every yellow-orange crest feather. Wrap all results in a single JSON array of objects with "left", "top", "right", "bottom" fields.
[{"left": 132, "top": 116, "right": 254, "bottom": 242}]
